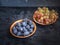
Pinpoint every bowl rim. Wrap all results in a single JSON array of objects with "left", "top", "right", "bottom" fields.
[{"left": 10, "top": 19, "right": 36, "bottom": 38}]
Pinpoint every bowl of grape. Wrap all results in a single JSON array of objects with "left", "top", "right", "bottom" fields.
[
  {"left": 10, "top": 18, "right": 36, "bottom": 38},
  {"left": 33, "top": 7, "right": 58, "bottom": 25}
]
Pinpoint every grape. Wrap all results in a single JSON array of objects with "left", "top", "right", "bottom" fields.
[
  {"left": 24, "top": 31, "right": 30, "bottom": 35},
  {"left": 13, "top": 27, "right": 17, "bottom": 34},
  {"left": 17, "top": 32, "right": 21, "bottom": 36},
  {"left": 22, "top": 22, "right": 27, "bottom": 26}
]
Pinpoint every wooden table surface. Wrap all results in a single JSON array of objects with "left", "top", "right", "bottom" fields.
[{"left": 0, "top": 7, "right": 60, "bottom": 45}]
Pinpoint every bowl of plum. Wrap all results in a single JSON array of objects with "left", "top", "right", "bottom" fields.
[
  {"left": 33, "top": 7, "right": 58, "bottom": 25},
  {"left": 10, "top": 18, "right": 36, "bottom": 38}
]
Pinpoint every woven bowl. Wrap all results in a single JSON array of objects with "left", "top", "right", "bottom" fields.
[
  {"left": 33, "top": 13, "right": 58, "bottom": 25},
  {"left": 10, "top": 19, "right": 36, "bottom": 38}
]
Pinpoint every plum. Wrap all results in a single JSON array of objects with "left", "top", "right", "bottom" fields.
[
  {"left": 17, "top": 26, "right": 23, "bottom": 31},
  {"left": 23, "top": 27, "right": 28, "bottom": 32},
  {"left": 24, "top": 31, "right": 30, "bottom": 35},
  {"left": 23, "top": 18, "right": 28, "bottom": 22},
  {"left": 20, "top": 27, "right": 23, "bottom": 31},
  {"left": 29, "top": 29, "right": 33, "bottom": 32},
  {"left": 13, "top": 27, "right": 17, "bottom": 34},
  {"left": 17, "top": 32, "right": 21, "bottom": 36},
  {"left": 30, "top": 25, "right": 34, "bottom": 28},
  {"left": 16, "top": 23, "right": 21, "bottom": 27},
  {"left": 15, "top": 26, "right": 19, "bottom": 29},
  {"left": 26, "top": 25, "right": 30, "bottom": 29},
  {"left": 22, "top": 22, "right": 27, "bottom": 26},
  {"left": 15, "top": 25, "right": 23, "bottom": 31},
  {"left": 29, "top": 20, "right": 33, "bottom": 25}
]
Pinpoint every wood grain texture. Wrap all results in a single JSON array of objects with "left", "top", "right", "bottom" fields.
[{"left": 0, "top": 0, "right": 60, "bottom": 7}]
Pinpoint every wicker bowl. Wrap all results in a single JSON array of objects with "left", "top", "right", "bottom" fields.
[
  {"left": 10, "top": 19, "right": 36, "bottom": 38},
  {"left": 33, "top": 13, "right": 58, "bottom": 25}
]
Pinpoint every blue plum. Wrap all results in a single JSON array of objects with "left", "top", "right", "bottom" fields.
[
  {"left": 23, "top": 27, "right": 28, "bottom": 32},
  {"left": 29, "top": 29, "right": 33, "bottom": 32},
  {"left": 26, "top": 25, "right": 30, "bottom": 29},
  {"left": 13, "top": 27, "right": 17, "bottom": 34},
  {"left": 29, "top": 20, "right": 33, "bottom": 25},
  {"left": 15, "top": 26, "right": 19, "bottom": 29},
  {"left": 17, "top": 32, "right": 21, "bottom": 36},
  {"left": 30, "top": 25, "right": 34, "bottom": 28},
  {"left": 24, "top": 31, "right": 30, "bottom": 35},
  {"left": 16, "top": 23, "right": 21, "bottom": 27},
  {"left": 17, "top": 26, "right": 23, "bottom": 31},
  {"left": 20, "top": 27, "right": 23, "bottom": 31},
  {"left": 22, "top": 22, "right": 27, "bottom": 26},
  {"left": 15, "top": 25, "right": 23, "bottom": 31}
]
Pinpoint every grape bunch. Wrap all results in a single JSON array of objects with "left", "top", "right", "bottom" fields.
[{"left": 12, "top": 18, "right": 34, "bottom": 36}]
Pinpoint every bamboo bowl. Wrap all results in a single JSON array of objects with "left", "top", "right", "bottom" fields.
[
  {"left": 10, "top": 19, "right": 36, "bottom": 38},
  {"left": 33, "top": 14, "right": 58, "bottom": 25}
]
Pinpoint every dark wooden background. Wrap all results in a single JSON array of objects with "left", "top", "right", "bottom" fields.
[
  {"left": 0, "top": 0, "right": 60, "bottom": 7},
  {"left": 0, "top": 0, "right": 60, "bottom": 45}
]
